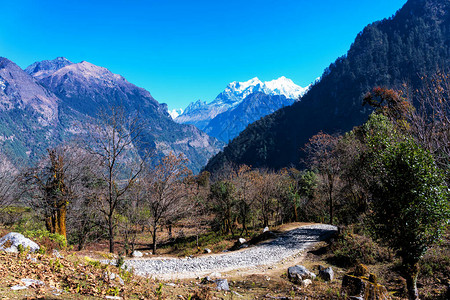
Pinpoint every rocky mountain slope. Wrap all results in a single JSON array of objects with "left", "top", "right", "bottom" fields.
[
  {"left": 205, "top": 0, "right": 450, "bottom": 172},
  {"left": 176, "top": 76, "right": 309, "bottom": 142},
  {"left": 0, "top": 57, "right": 223, "bottom": 172}
]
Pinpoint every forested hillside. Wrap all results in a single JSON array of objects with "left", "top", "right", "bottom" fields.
[{"left": 205, "top": 0, "right": 450, "bottom": 172}]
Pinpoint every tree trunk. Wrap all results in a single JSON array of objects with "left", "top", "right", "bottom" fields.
[
  {"left": 405, "top": 262, "right": 420, "bottom": 300},
  {"left": 57, "top": 205, "right": 67, "bottom": 239},
  {"left": 328, "top": 174, "right": 334, "bottom": 225},
  {"left": 293, "top": 199, "right": 298, "bottom": 222},
  {"left": 152, "top": 224, "right": 157, "bottom": 255},
  {"left": 109, "top": 216, "right": 114, "bottom": 253}
]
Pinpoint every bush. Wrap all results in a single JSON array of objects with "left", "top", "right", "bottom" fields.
[
  {"left": 329, "top": 227, "right": 393, "bottom": 267},
  {"left": 22, "top": 229, "right": 67, "bottom": 251}
]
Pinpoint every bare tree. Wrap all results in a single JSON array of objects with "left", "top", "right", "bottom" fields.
[
  {"left": 142, "top": 152, "right": 192, "bottom": 255},
  {"left": 84, "top": 106, "right": 150, "bottom": 253},
  {"left": 407, "top": 71, "right": 450, "bottom": 179},
  {"left": 303, "top": 132, "right": 342, "bottom": 225}
]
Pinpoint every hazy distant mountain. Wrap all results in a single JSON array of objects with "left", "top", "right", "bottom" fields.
[
  {"left": 205, "top": 0, "right": 450, "bottom": 173},
  {"left": 176, "top": 76, "right": 310, "bottom": 142},
  {"left": 0, "top": 57, "right": 223, "bottom": 172}
]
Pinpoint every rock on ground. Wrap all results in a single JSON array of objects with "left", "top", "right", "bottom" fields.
[
  {"left": 288, "top": 265, "right": 316, "bottom": 283},
  {"left": 0, "top": 232, "right": 40, "bottom": 253},
  {"left": 318, "top": 265, "right": 334, "bottom": 281},
  {"left": 215, "top": 279, "right": 229, "bottom": 291}
]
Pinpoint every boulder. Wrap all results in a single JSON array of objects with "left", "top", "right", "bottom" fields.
[
  {"left": 0, "top": 232, "right": 39, "bottom": 253},
  {"left": 288, "top": 265, "right": 316, "bottom": 284},
  {"left": 215, "top": 279, "right": 230, "bottom": 291},
  {"left": 132, "top": 250, "right": 143, "bottom": 257},
  {"left": 203, "top": 248, "right": 212, "bottom": 254},
  {"left": 341, "top": 268, "right": 391, "bottom": 300},
  {"left": 318, "top": 265, "right": 334, "bottom": 281},
  {"left": 238, "top": 238, "right": 246, "bottom": 244},
  {"left": 263, "top": 226, "right": 269, "bottom": 233}
]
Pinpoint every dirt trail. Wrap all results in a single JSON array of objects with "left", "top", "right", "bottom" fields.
[{"left": 122, "top": 224, "right": 337, "bottom": 280}]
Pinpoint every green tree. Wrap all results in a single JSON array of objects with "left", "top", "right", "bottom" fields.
[
  {"left": 210, "top": 181, "right": 236, "bottom": 235},
  {"left": 369, "top": 139, "right": 449, "bottom": 300}
]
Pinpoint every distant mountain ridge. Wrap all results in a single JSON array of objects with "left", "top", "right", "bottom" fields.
[
  {"left": 205, "top": 0, "right": 450, "bottom": 172},
  {"left": 175, "top": 76, "right": 310, "bottom": 142},
  {"left": 0, "top": 57, "right": 223, "bottom": 173}
]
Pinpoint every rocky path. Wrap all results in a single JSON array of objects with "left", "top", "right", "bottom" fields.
[{"left": 122, "top": 224, "right": 337, "bottom": 279}]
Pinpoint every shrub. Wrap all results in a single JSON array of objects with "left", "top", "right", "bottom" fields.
[
  {"left": 329, "top": 227, "right": 393, "bottom": 267},
  {"left": 22, "top": 229, "right": 67, "bottom": 250}
]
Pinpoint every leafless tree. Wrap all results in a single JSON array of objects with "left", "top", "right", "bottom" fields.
[
  {"left": 303, "top": 132, "right": 342, "bottom": 225},
  {"left": 84, "top": 106, "right": 150, "bottom": 253},
  {"left": 141, "top": 152, "right": 192, "bottom": 255},
  {"left": 407, "top": 71, "right": 450, "bottom": 179}
]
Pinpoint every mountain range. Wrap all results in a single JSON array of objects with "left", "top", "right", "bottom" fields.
[
  {"left": 175, "top": 76, "right": 310, "bottom": 142},
  {"left": 204, "top": 0, "right": 450, "bottom": 173},
  {"left": 0, "top": 57, "right": 223, "bottom": 173}
]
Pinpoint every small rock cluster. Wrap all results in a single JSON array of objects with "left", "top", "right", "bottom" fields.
[{"left": 287, "top": 264, "right": 333, "bottom": 287}]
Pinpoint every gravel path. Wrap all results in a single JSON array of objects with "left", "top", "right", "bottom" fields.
[{"left": 122, "top": 224, "right": 337, "bottom": 278}]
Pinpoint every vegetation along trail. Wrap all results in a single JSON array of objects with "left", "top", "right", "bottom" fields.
[{"left": 121, "top": 224, "right": 337, "bottom": 279}]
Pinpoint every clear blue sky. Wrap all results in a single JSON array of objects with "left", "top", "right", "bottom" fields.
[{"left": 0, "top": 0, "right": 407, "bottom": 110}]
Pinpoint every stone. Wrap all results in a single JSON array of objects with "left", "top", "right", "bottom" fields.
[
  {"left": 53, "top": 249, "right": 63, "bottom": 259},
  {"left": 21, "top": 278, "right": 45, "bottom": 286},
  {"left": 132, "top": 250, "right": 143, "bottom": 257},
  {"left": 215, "top": 279, "right": 230, "bottom": 291},
  {"left": 204, "top": 248, "right": 212, "bottom": 254},
  {"left": 238, "top": 238, "right": 246, "bottom": 244},
  {"left": 318, "top": 266, "right": 334, "bottom": 281},
  {"left": 263, "top": 226, "right": 269, "bottom": 233},
  {"left": 26, "top": 254, "right": 37, "bottom": 263},
  {"left": 105, "top": 296, "right": 122, "bottom": 300},
  {"left": 288, "top": 265, "right": 316, "bottom": 284},
  {"left": 10, "top": 285, "right": 27, "bottom": 290},
  {"left": 302, "top": 279, "right": 312, "bottom": 288},
  {"left": 0, "top": 232, "right": 39, "bottom": 253},
  {"left": 341, "top": 273, "right": 391, "bottom": 300}
]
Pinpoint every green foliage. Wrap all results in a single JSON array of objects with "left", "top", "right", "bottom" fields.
[
  {"left": 330, "top": 227, "right": 393, "bottom": 267},
  {"left": 116, "top": 255, "right": 125, "bottom": 269},
  {"left": 369, "top": 139, "right": 449, "bottom": 264},
  {"left": 22, "top": 229, "right": 67, "bottom": 250},
  {"left": 155, "top": 282, "right": 163, "bottom": 299}
]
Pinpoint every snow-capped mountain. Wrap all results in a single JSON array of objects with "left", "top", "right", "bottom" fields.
[
  {"left": 168, "top": 108, "right": 183, "bottom": 119},
  {"left": 175, "top": 76, "right": 311, "bottom": 142},
  {"left": 0, "top": 56, "right": 223, "bottom": 173}
]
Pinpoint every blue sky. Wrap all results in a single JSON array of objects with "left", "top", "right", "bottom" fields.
[{"left": 0, "top": 0, "right": 407, "bottom": 110}]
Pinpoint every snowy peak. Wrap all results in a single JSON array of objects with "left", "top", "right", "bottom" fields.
[
  {"left": 176, "top": 76, "right": 311, "bottom": 133},
  {"left": 263, "top": 76, "right": 309, "bottom": 99},
  {"left": 217, "top": 76, "right": 309, "bottom": 106},
  {"left": 168, "top": 108, "right": 183, "bottom": 119}
]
